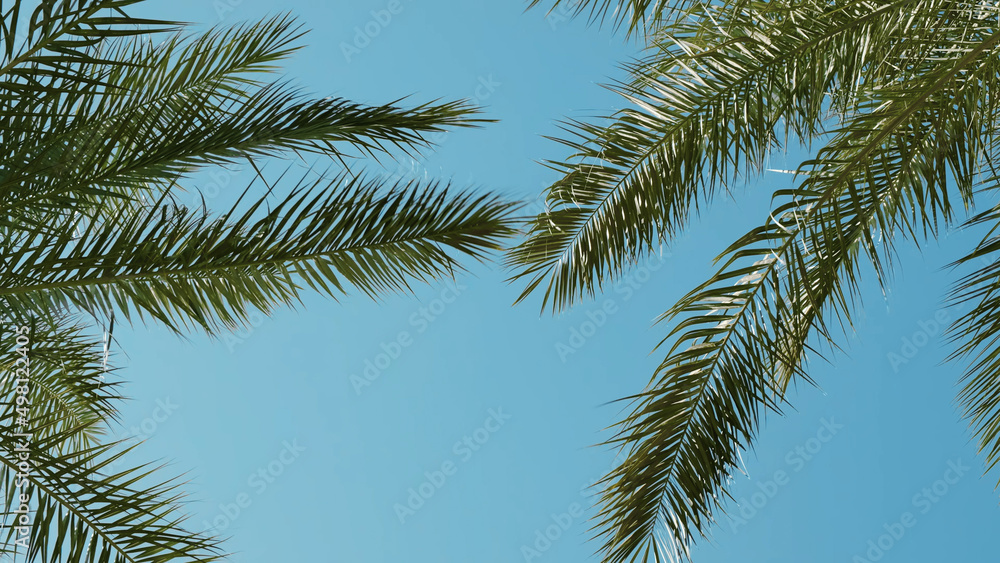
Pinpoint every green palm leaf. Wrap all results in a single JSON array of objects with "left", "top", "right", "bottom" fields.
[
  {"left": 0, "top": 429, "right": 224, "bottom": 563},
  {"left": 0, "top": 173, "right": 518, "bottom": 334},
  {"left": 515, "top": 2, "right": 1000, "bottom": 562},
  {"left": 0, "top": 1, "right": 518, "bottom": 561},
  {"left": 0, "top": 315, "right": 120, "bottom": 454},
  {"left": 508, "top": 0, "right": 961, "bottom": 312}
]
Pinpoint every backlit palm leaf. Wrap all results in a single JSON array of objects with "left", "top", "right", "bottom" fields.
[{"left": 515, "top": 1, "right": 1000, "bottom": 561}]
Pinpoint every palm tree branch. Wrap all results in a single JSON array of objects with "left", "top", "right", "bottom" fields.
[
  {"left": 0, "top": 173, "right": 519, "bottom": 334},
  {"left": 595, "top": 30, "right": 1000, "bottom": 561},
  {"left": 508, "top": 0, "right": 956, "bottom": 313}
]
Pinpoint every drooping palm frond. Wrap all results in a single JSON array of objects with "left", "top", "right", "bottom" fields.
[
  {"left": 0, "top": 315, "right": 120, "bottom": 454},
  {"left": 526, "top": 0, "right": 685, "bottom": 37},
  {"left": 509, "top": 0, "right": 970, "bottom": 313},
  {"left": 515, "top": 1, "right": 1000, "bottom": 562},
  {"left": 0, "top": 427, "right": 224, "bottom": 563},
  {"left": 597, "top": 77, "right": 996, "bottom": 560},
  {"left": 944, "top": 166, "right": 1000, "bottom": 480}
]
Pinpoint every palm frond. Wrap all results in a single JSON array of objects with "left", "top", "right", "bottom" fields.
[
  {"left": 0, "top": 2, "right": 519, "bottom": 562},
  {"left": 0, "top": 0, "right": 181, "bottom": 101},
  {"left": 944, "top": 185, "right": 1000, "bottom": 481},
  {"left": 509, "top": 0, "right": 969, "bottom": 313},
  {"left": 526, "top": 0, "right": 681, "bottom": 36},
  {"left": 0, "top": 173, "right": 519, "bottom": 334},
  {"left": 0, "top": 316, "right": 120, "bottom": 455},
  {"left": 0, "top": 427, "right": 223, "bottom": 563},
  {"left": 0, "top": 12, "right": 487, "bottom": 230},
  {"left": 592, "top": 18, "right": 1000, "bottom": 562}
]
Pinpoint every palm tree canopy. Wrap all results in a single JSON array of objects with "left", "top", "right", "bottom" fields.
[
  {"left": 0, "top": 1, "right": 518, "bottom": 561},
  {"left": 512, "top": 0, "right": 1000, "bottom": 561}
]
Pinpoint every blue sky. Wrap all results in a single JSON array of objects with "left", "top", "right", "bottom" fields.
[{"left": 107, "top": 1, "right": 1000, "bottom": 562}]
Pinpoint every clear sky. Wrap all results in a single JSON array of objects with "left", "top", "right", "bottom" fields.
[{"left": 108, "top": 1, "right": 1000, "bottom": 562}]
